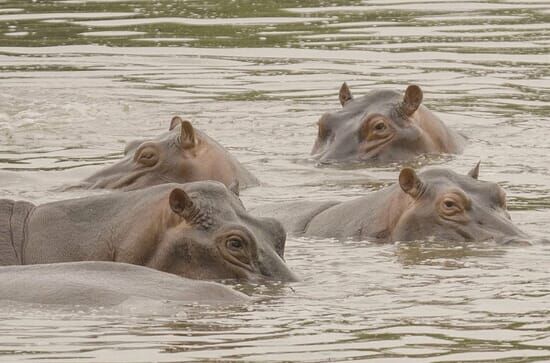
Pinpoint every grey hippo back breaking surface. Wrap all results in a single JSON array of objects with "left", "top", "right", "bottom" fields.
[
  {"left": 0, "top": 262, "right": 248, "bottom": 307},
  {"left": 0, "top": 181, "right": 296, "bottom": 282},
  {"left": 251, "top": 164, "right": 528, "bottom": 244},
  {"left": 80, "top": 116, "right": 259, "bottom": 191},
  {"left": 311, "top": 83, "right": 465, "bottom": 164}
]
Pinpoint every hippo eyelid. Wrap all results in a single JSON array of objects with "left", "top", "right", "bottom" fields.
[
  {"left": 216, "top": 226, "right": 258, "bottom": 270},
  {"left": 360, "top": 114, "right": 393, "bottom": 141},
  {"left": 361, "top": 113, "right": 385, "bottom": 125},
  {"left": 439, "top": 190, "right": 471, "bottom": 212},
  {"left": 215, "top": 225, "right": 257, "bottom": 248},
  {"left": 134, "top": 142, "right": 160, "bottom": 164},
  {"left": 361, "top": 114, "right": 394, "bottom": 131}
]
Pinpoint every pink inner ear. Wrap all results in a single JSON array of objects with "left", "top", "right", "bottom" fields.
[
  {"left": 399, "top": 168, "right": 423, "bottom": 197},
  {"left": 403, "top": 85, "right": 423, "bottom": 116},
  {"left": 169, "top": 188, "right": 194, "bottom": 216},
  {"left": 405, "top": 85, "right": 422, "bottom": 104},
  {"left": 180, "top": 121, "right": 197, "bottom": 149}
]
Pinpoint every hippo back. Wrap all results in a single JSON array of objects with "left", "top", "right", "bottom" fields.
[{"left": 0, "top": 261, "right": 249, "bottom": 306}]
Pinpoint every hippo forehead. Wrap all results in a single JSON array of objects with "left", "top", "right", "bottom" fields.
[
  {"left": 123, "top": 130, "right": 173, "bottom": 155},
  {"left": 323, "top": 88, "right": 403, "bottom": 127},
  {"left": 180, "top": 180, "right": 244, "bottom": 218},
  {"left": 419, "top": 168, "right": 505, "bottom": 204},
  {"left": 124, "top": 125, "right": 206, "bottom": 154},
  {"left": 179, "top": 181, "right": 286, "bottom": 241}
]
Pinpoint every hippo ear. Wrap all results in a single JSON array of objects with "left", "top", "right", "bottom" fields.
[
  {"left": 180, "top": 120, "right": 197, "bottom": 149},
  {"left": 402, "top": 85, "right": 423, "bottom": 117},
  {"left": 468, "top": 161, "right": 480, "bottom": 180},
  {"left": 339, "top": 82, "right": 353, "bottom": 107},
  {"left": 169, "top": 188, "right": 193, "bottom": 215},
  {"left": 169, "top": 188, "right": 201, "bottom": 222},
  {"left": 169, "top": 116, "right": 183, "bottom": 131},
  {"left": 399, "top": 168, "right": 424, "bottom": 198},
  {"left": 228, "top": 180, "right": 240, "bottom": 197}
]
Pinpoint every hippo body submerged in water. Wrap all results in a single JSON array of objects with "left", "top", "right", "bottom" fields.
[
  {"left": 0, "top": 181, "right": 296, "bottom": 282},
  {"left": 312, "top": 83, "right": 465, "bottom": 164},
  {"left": 0, "top": 262, "right": 248, "bottom": 307},
  {"left": 82, "top": 116, "right": 259, "bottom": 191},
  {"left": 251, "top": 165, "right": 528, "bottom": 244}
]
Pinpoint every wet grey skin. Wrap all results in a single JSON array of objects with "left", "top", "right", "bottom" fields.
[
  {"left": 82, "top": 116, "right": 259, "bottom": 191},
  {"left": 0, "top": 181, "right": 297, "bottom": 282},
  {"left": 0, "top": 262, "right": 248, "bottom": 307},
  {"left": 311, "top": 83, "right": 465, "bottom": 164},
  {"left": 251, "top": 164, "right": 529, "bottom": 244}
]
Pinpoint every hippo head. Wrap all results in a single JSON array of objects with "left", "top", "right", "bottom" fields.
[
  {"left": 150, "top": 181, "right": 297, "bottom": 282},
  {"left": 85, "top": 117, "right": 240, "bottom": 191},
  {"left": 390, "top": 164, "right": 529, "bottom": 244},
  {"left": 312, "top": 83, "right": 435, "bottom": 164}
]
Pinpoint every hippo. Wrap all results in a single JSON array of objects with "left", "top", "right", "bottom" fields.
[
  {"left": 0, "top": 262, "right": 248, "bottom": 307},
  {"left": 311, "top": 83, "right": 465, "bottom": 164},
  {"left": 0, "top": 181, "right": 296, "bottom": 282},
  {"left": 82, "top": 116, "right": 259, "bottom": 191},
  {"left": 250, "top": 164, "right": 528, "bottom": 244}
]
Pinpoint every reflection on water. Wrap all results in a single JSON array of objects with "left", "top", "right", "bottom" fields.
[{"left": 0, "top": 0, "right": 549, "bottom": 361}]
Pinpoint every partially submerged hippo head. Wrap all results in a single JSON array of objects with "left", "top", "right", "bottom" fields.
[
  {"left": 391, "top": 164, "right": 528, "bottom": 244},
  {"left": 84, "top": 116, "right": 257, "bottom": 191},
  {"left": 147, "top": 181, "right": 297, "bottom": 281},
  {"left": 22, "top": 181, "right": 295, "bottom": 281},
  {"left": 312, "top": 83, "right": 463, "bottom": 164}
]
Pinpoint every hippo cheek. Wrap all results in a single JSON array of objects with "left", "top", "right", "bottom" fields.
[
  {"left": 393, "top": 215, "right": 529, "bottom": 244},
  {"left": 168, "top": 242, "right": 247, "bottom": 280},
  {"left": 91, "top": 169, "right": 154, "bottom": 190},
  {"left": 317, "top": 143, "right": 361, "bottom": 164},
  {"left": 360, "top": 127, "right": 429, "bottom": 163},
  {"left": 358, "top": 137, "right": 397, "bottom": 163},
  {"left": 86, "top": 155, "right": 167, "bottom": 190},
  {"left": 391, "top": 216, "right": 474, "bottom": 243}
]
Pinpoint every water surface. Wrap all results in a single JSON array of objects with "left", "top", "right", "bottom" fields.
[{"left": 1, "top": 0, "right": 549, "bottom": 361}]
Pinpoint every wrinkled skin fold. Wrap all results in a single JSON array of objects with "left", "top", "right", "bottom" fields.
[
  {"left": 311, "top": 83, "right": 465, "bottom": 164},
  {"left": 251, "top": 164, "right": 529, "bottom": 244},
  {"left": 82, "top": 116, "right": 259, "bottom": 191},
  {"left": 0, "top": 181, "right": 297, "bottom": 282}
]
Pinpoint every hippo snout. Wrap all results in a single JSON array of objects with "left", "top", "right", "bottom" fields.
[{"left": 257, "top": 249, "right": 299, "bottom": 282}]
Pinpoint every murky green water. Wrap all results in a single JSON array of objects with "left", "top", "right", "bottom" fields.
[{"left": 1, "top": 0, "right": 550, "bottom": 362}]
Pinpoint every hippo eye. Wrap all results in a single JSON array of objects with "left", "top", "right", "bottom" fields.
[
  {"left": 361, "top": 118, "right": 391, "bottom": 141},
  {"left": 440, "top": 196, "right": 466, "bottom": 217},
  {"left": 373, "top": 121, "right": 386, "bottom": 131},
  {"left": 226, "top": 237, "right": 245, "bottom": 251},
  {"left": 222, "top": 235, "right": 251, "bottom": 267},
  {"left": 135, "top": 146, "right": 159, "bottom": 167}
]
